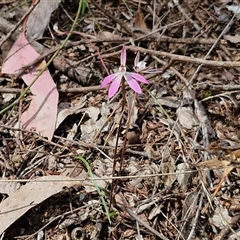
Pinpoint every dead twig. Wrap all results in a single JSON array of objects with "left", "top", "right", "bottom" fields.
[
  {"left": 127, "top": 208, "right": 169, "bottom": 240},
  {"left": 0, "top": 86, "right": 100, "bottom": 94},
  {"left": 128, "top": 46, "right": 240, "bottom": 68},
  {"left": 90, "top": 0, "right": 134, "bottom": 36}
]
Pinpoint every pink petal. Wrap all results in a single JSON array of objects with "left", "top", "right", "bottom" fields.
[
  {"left": 101, "top": 73, "right": 117, "bottom": 88},
  {"left": 120, "top": 45, "right": 127, "bottom": 66},
  {"left": 108, "top": 76, "right": 122, "bottom": 98},
  {"left": 131, "top": 72, "right": 149, "bottom": 84},
  {"left": 127, "top": 78, "right": 142, "bottom": 94}
]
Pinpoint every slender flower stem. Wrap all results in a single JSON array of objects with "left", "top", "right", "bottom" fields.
[
  {"left": 119, "top": 91, "right": 136, "bottom": 172},
  {"left": 110, "top": 78, "right": 126, "bottom": 206},
  {"left": 119, "top": 80, "right": 129, "bottom": 175}
]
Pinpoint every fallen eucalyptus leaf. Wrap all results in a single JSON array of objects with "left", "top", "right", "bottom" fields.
[{"left": 0, "top": 175, "right": 81, "bottom": 234}]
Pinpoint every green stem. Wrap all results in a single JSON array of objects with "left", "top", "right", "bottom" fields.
[
  {"left": 145, "top": 87, "right": 171, "bottom": 119},
  {"left": 76, "top": 156, "right": 112, "bottom": 224}
]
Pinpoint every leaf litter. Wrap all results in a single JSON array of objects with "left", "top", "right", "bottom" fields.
[
  {"left": 1, "top": 0, "right": 240, "bottom": 239},
  {"left": 0, "top": 175, "right": 81, "bottom": 235}
]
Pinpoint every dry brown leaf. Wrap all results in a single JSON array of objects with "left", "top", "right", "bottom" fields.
[
  {"left": 134, "top": 9, "right": 147, "bottom": 30},
  {"left": 0, "top": 176, "right": 81, "bottom": 234},
  {"left": 197, "top": 158, "right": 231, "bottom": 169}
]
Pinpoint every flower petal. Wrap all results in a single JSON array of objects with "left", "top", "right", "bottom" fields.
[
  {"left": 124, "top": 73, "right": 142, "bottom": 93},
  {"left": 126, "top": 78, "right": 142, "bottom": 94},
  {"left": 101, "top": 73, "right": 118, "bottom": 88},
  {"left": 134, "top": 52, "right": 140, "bottom": 67},
  {"left": 108, "top": 75, "right": 122, "bottom": 98},
  {"left": 131, "top": 72, "right": 149, "bottom": 84},
  {"left": 120, "top": 45, "right": 127, "bottom": 66}
]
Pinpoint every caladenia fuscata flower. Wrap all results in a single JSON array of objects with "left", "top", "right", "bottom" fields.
[
  {"left": 101, "top": 45, "right": 149, "bottom": 98},
  {"left": 134, "top": 51, "right": 163, "bottom": 74}
]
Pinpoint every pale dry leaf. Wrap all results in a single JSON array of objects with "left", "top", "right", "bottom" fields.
[
  {"left": 80, "top": 105, "right": 111, "bottom": 142},
  {"left": 209, "top": 206, "right": 231, "bottom": 230},
  {"left": 224, "top": 34, "right": 240, "bottom": 43},
  {"left": 80, "top": 106, "right": 100, "bottom": 141},
  {"left": 176, "top": 106, "right": 198, "bottom": 129},
  {"left": 123, "top": 229, "right": 136, "bottom": 238},
  {"left": 59, "top": 219, "right": 77, "bottom": 230},
  {"left": 155, "top": 96, "right": 180, "bottom": 108},
  {"left": 226, "top": 5, "right": 240, "bottom": 15},
  {"left": 2, "top": 31, "right": 58, "bottom": 140},
  {"left": 0, "top": 175, "right": 81, "bottom": 234},
  {"left": 67, "top": 123, "right": 78, "bottom": 140},
  {"left": 26, "top": 0, "right": 62, "bottom": 40},
  {"left": 0, "top": 179, "right": 20, "bottom": 195},
  {"left": 148, "top": 204, "right": 163, "bottom": 220},
  {"left": 176, "top": 162, "right": 191, "bottom": 190},
  {"left": 93, "top": 158, "right": 113, "bottom": 179},
  {"left": 2, "top": 93, "right": 15, "bottom": 104},
  {"left": 37, "top": 230, "right": 44, "bottom": 240},
  {"left": 177, "top": 109, "right": 190, "bottom": 126},
  {"left": 98, "top": 31, "right": 120, "bottom": 40},
  {"left": 161, "top": 69, "right": 175, "bottom": 79},
  {"left": 194, "top": 100, "right": 215, "bottom": 139},
  {"left": 126, "top": 95, "right": 138, "bottom": 128},
  {"left": 214, "top": 6, "right": 230, "bottom": 22}
]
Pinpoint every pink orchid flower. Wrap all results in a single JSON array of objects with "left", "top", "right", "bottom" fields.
[
  {"left": 101, "top": 46, "right": 149, "bottom": 98},
  {"left": 134, "top": 51, "right": 162, "bottom": 74}
]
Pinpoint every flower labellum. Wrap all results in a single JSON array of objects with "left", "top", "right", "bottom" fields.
[{"left": 101, "top": 46, "right": 149, "bottom": 98}]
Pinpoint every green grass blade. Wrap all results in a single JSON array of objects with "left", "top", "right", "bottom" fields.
[{"left": 76, "top": 156, "right": 112, "bottom": 224}]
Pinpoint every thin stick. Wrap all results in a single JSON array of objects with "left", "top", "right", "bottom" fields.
[
  {"left": 127, "top": 208, "right": 169, "bottom": 240},
  {"left": 127, "top": 46, "right": 240, "bottom": 68}
]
